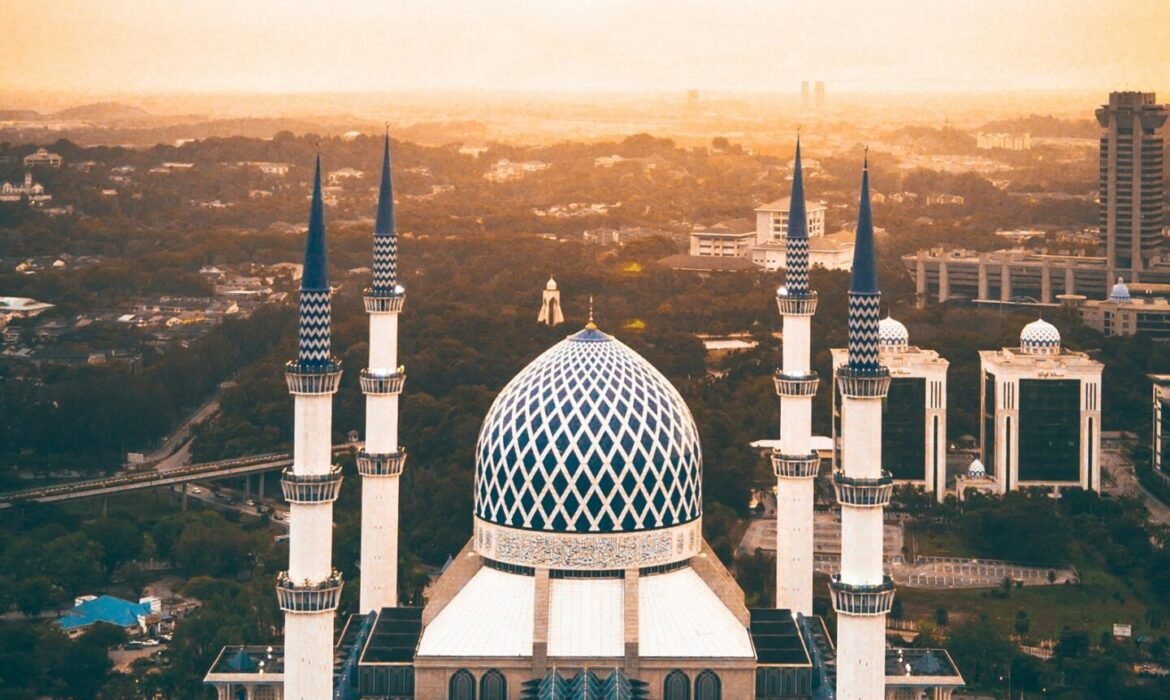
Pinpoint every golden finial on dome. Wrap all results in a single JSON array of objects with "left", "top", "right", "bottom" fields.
[{"left": 585, "top": 296, "right": 597, "bottom": 330}]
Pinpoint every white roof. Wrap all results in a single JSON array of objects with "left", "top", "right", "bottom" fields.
[
  {"left": 548, "top": 578, "right": 624, "bottom": 657},
  {"left": 638, "top": 567, "right": 754, "bottom": 658},
  {"left": 416, "top": 568, "right": 534, "bottom": 657}
]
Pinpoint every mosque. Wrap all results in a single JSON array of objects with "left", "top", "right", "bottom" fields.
[{"left": 204, "top": 137, "right": 964, "bottom": 700}]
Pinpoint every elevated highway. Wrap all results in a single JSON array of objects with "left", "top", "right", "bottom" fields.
[{"left": 0, "top": 444, "right": 358, "bottom": 508}]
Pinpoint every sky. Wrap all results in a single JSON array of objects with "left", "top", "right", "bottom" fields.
[{"left": 3, "top": 0, "right": 1169, "bottom": 96}]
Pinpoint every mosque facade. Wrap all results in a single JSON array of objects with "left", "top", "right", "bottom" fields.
[{"left": 206, "top": 139, "right": 964, "bottom": 700}]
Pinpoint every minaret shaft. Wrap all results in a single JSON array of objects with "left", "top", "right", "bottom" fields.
[
  {"left": 360, "top": 134, "right": 405, "bottom": 613},
  {"left": 774, "top": 137, "right": 818, "bottom": 617},
  {"left": 280, "top": 155, "right": 343, "bottom": 700},
  {"left": 832, "top": 154, "right": 893, "bottom": 700}
]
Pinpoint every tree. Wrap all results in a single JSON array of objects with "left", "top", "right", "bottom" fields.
[
  {"left": 15, "top": 576, "right": 56, "bottom": 616},
  {"left": 934, "top": 606, "right": 949, "bottom": 627},
  {"left": 1014, "top": 609, "right": 1031, "bottom": 635}
]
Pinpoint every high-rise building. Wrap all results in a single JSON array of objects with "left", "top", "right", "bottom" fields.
[
  {"left": 831, "top": 316, "right": 949, "bottom": 502},
  {"left": 1149, "top": 374, "right": 1170, "bottom": 477},
  {"left": 358, "top": 134, "right": 407, "bottom": 613},
  {"left": 773, "top": 137, "right": 819, "bottom": 616},
  {"left": 977, "top": 319, "right": 1103, "bottom": 495},
  {"left": 801, "top": 81, "right": 811, "bottom": 110},
  {"left": 831, "top": 155, "right": 895, "bottom": 700},
  {"left": 278, "top": 156, "right": 344, "bottom": 700},
  {"left": 1096, "top": 91, "right": 1168, "bottom": 275}
]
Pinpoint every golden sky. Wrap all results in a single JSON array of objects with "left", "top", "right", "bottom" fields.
[{"left": 3, "top": 0, "right": 1169, "bottom": 95}]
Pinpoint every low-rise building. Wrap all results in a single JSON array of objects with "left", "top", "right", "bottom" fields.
[
  {"left": 1080, "top": 279, "right": 1170, "bottom": 337},
  {"left": 23, "top": 148, "right": 63, "bottom": 168},
  {"left": 0, "top": 173, "right": 52, "bottom": 203},
  {"left": 689, "top": 219, "right": 757, "bottom": 257}
]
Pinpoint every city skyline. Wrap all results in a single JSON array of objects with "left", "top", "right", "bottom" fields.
[{"left": 3, "top": 1, "right": 1170, "bottom": 96}]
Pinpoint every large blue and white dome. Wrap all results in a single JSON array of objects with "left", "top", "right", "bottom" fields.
[{"left": 473, "top": 325, "right": 704, "bottom": 570}]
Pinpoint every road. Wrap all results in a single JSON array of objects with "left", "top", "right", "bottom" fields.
[{"left": 1102, "top": 449, "right": 1170, "bottom": 526}]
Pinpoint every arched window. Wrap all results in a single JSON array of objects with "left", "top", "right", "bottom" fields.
[
  {"left": 449, "top": 669, "right": 475, "bottom": 700},
  {"left": 480, "top": 669, "right": 506, "bottom": 700},
  {"left": 694, "top": 670, "right": 721, "bottom": 700},
  {"left": 664, "top": 669, "right": 690, "bottom": 700}
]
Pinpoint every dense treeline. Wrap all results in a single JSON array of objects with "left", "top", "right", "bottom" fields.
[{"left": 0, "top": 305, "right": 292, "bottom": 473}]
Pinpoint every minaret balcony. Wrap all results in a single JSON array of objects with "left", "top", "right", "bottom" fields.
[
  {"left": 280, "top": 465, "right": 343, "bottom": 504},
  {"left": 776, "top": 290, "right": 818, "bottom": 316},
  {"left": 275, "top": 571, "right": 343, "bottom": 613},
  {"left": 828, "top": 575, "right": 895, "bottom": 616},
  {"left": 774, "top": 371, "right": 820, "bottom": 397},
  {"left": 360, "top": 368, "right": 405, "bottom": 395},
  {"left": 284, "top": 361, "right": 342, "bottom": 395},
  {"left": 771, "top": 451, "right": 821, "bottom": 479},
  {"left": 356, "top": 449, "right": 407, "bottom": 477},
  {"left": 833, "top": 471, "right": 894, "bottom": 507},
  {"left": 836, "top": 367, "right": 891, "bottom": 399},
  {"left": 363, "top": 288, "right": 406, "bottom": 313}
]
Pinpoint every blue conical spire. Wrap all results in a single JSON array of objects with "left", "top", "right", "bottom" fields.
[
  {"left": 302, "top": 155, "right": 329, "bottom": 292},
  {"left": 784, "top": 135, "right": 811, "bottom": 296},
  {"left": 371, "top": 132, "right": 399, "bottom": 293},
  {"left": 850, "top": 151, "right": 878, "bottom": 294},
  {"left": 847, "top": 151, "right": 882, "bottom": 372},
  {"left": 295, "top": 154, "right": 333, "bottom": 367}
]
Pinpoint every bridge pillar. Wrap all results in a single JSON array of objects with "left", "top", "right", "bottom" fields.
[
  {"left": 182, "top": 483, "right": 189, "bottom": 512},
  {"left": 244, "top": 476, "right": 251, "bottom": 499},
  {"left": 101, "top": 497, "right": 108, "bottom": 518},
  {"left": 258, "top": 471, "right": 265, "bottom": 504}
]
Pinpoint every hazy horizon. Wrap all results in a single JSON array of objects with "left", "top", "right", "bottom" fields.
[{"left": 4, "top": 1, "right": 1169, "bottom": 98}]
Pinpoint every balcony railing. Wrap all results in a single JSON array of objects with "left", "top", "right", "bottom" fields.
[
  {"left": 285, "top": 361, "right": 342, "bottom": 395},
  {"left": 836, "top": 367, "right": 891, "bottom": 399},
  {"left": 771, "top": 451, "right": 821, "bottom": 479},
  {"left": 363, "top": 288, "right": 406, "bottom": 313},
  {"left": 833, "top": 470, "right": 894, "bottom": 507},
  {"left": 829, "top": 575, "right": 896, "bottom": 616},
  {"left": 275, "top": 571, "right": 343, "bottom": 613},
  {"left": 280, "top": 465, "right": 343, "bottom": 504},
  {"left": 774, "top": 371, "right": 820, "bottom": 397},
  {"left": 359, "top": 368, "right": 405, "bottom": 395},
  {"left": 775, "top": 290, "right": 818, "bottom": 317},
  {"left": 356, "top": 449, "right": 407, "bottom": 477}
]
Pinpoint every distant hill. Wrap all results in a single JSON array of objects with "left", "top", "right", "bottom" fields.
[
  {"left": 53, "top": 101, "right": 151, "bottom": 122},
  {"left": 0, "top": 110, "right": 42, "bottom": 121}
]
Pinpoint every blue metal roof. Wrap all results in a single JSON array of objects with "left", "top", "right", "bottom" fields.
[{"left": 57, "top": 595, "right": 151, "bottom": 631}]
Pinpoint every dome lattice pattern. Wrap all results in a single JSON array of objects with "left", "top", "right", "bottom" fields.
[
  {"left": 878, "top": 316, "right": 909, "bottom": 350},
  {"left": 475, "top": 327, "right": 702, "bottom": 534},
  {"left": 1020, "top": 318, "right": 1061, "bottom": 354}
]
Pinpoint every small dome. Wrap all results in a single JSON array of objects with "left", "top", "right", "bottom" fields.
[
  {"left": 1109, "top": 277, "right": 1130, "bottom": 302},
  {"left": 878, "top": 316, "right": 909, "bottom": 351},
  {"left": 967, "top": 459, "right": 986, "bottom": 478},
  {"left": 1020, "top": 318, "right": 1061, "bottom": 355},
  {"left": 545, "top": 276, "right": 558, "bottom": 291}
]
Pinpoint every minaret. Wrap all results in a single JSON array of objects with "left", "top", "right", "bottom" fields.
[
  {"left": 278, "top": 155, "right": 344, "bottom": 700},
  {"left": 773, "top": 136, "right": 819, "bottom": 616},
  {"left": 537, "top": 275, "right": 564, "bottom": 326},
  {"left": 358, "top": 133, "right": 407, "bottom": 612},
  {"left": 832, "top": 152, "right": 895, "bottom": 700}
]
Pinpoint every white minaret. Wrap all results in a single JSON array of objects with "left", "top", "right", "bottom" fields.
[
  {"left": 773, "top": 137, "right": 819, "bottom": 617},
  {"left": 359, "top": 134, "right": 407, "bottom": 612},
  {"left": 538, "top": 275, "right": 564, "bottom": 326},
  {"left": 279, "top": 155, "right": 344, "bottom": 700},
  {"left": 832, "top": 153, "right": 895, "bottom": 700}
]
